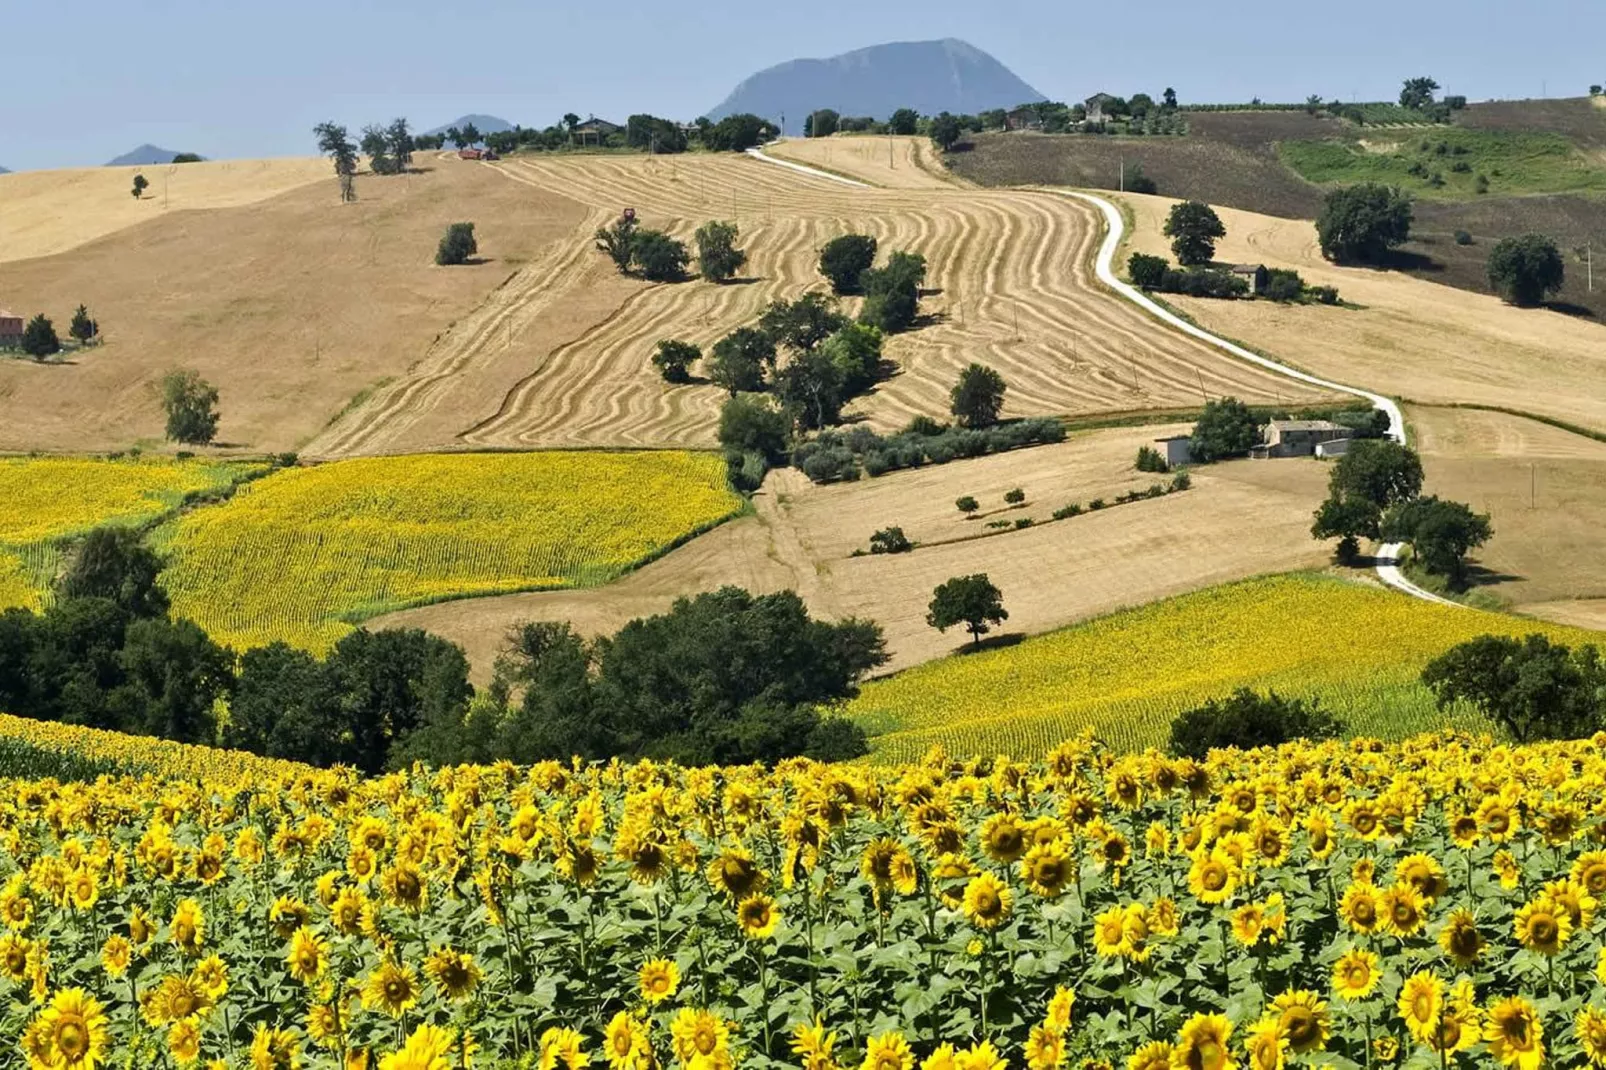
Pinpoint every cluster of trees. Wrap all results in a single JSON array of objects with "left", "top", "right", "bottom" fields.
[
  {"left": 7, "top": 305, "right": 99, "bottom": 360},
  {"left": 1168, "top": 689, "right": 1342, "bottom": 759},
  {"left": 595, "top": 212, "right": 695, "bottom": 282},
  {"left": 1128, "top": 255, "right": 1249, "bottom": 300},
  {"left": 805, "top": 108, "right": 922, "bottom": 138},
  {"left": 433, "top": 113, "right": 778, "bottom": 157},
  {"left": 1311, "top": 439, "right": 1492, "bottom": 586},
  {"left": 792, "top": 412, "right": 1064, "bottom": 484},
  {"left": 1423, "top": 634, "right": 1604, "bottom": 743},
  {"left": 0, "top": 530, "right": 886, "bottom": 769}
]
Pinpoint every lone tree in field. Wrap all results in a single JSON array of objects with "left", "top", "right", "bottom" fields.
[
  {"left": 161, "top": 369, "right": 221, "bottom": 445},
  {"left": 435, "top": 222, "right": 478, "bottom": 266},
  {"left": 69, "top": 304, "right": 98, "bottom": 344},
  {"left": 1310, "top": 438, "right": 1423, "bottom": 562},
  {"left": 930, "top": 112, "right": 963, "bottom": 152},
  {"left": 313, "top": 121, "right": 359, "bottom": 202},
  {"left": 1399, "top": 76, "right": 1440, "bottom": 110},
  {"left": 1486, "top": 234, "right": 1565, "bottom": 307},
  {"left": 950, "top": 363, "right": 1007, "bottom": 428},
  {"left": 1188, "top": 396, "right": 1258, "bottom": 462},
  {"left": 595, "top": 213, "right": 639, "bottom": 274},
  {"left": 927, "top": 573, "right": 1008, "bottom": 646},
  {"left": 131, "top": 174, "right": 149, "bottom": 199},
  {"left": 694, "top": 220, "right": 747, "bottom": 283},
  {"left": 1163, "top": 201, "right": 1226, "bottom": 266},
  {"left": 818, "top": 234, "right": 878, "bottom": 294},
  {"left": 1317, "top": 184, "right": 1413, "bottom": 264},
  {"left": 1422, "top": 634, "right": 1605, "bottom": 743},
  {"left": 652, "top": 339, "right": 701, "bottom": 383},
  {"left": 1381, "top": 495, "right": 1492, "bottom": 587},
  {"left": 20, "top": 315, "right": 61, "bottom": 360}
]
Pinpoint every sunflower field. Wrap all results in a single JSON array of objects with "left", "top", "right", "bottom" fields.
[
  {"left": 4, "top": 719, "right": 1606, "bottom": 1070},
  {"left": 0, "top": 455, "right": 262, "bottom": 613},
  {"left": 850, "top": 575, "right": 1601, "bottom": 762},
  {"left": 155, "top": 451, "right": 743, "bottom": 653}
]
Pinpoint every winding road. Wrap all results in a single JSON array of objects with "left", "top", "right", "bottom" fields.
[{"left": 746, "top": 146, "right": 1461, "bottom": 609}]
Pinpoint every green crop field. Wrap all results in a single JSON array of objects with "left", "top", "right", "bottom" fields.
[{"left": 1280, "top": 127, "right": 1606, "bottom": 199}]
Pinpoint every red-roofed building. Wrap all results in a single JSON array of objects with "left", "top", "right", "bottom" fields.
[{"left": 0, "top": 310, "right": 22, "bottom": 349}]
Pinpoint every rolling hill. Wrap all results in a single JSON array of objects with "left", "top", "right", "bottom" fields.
[
  {"left": 706, "top": 38, "right": 1044, "bottom": 124},
  {"left": 105, "top": 144, "right": 199, "bottom": 166}
]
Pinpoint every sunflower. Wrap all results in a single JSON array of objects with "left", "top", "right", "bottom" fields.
[
  {"left": 1438, "top": 908, "right": 1484, "bottom": 966},
  {"left": 1379, "top": 883, "right": 1426, "bottom": 937},
  {"left": 1514, "top": 896, "right": 1572, "bottom": 956},
  {"left": 1046, "top": 986, "right": 1076, "bottom": 1031},
  {"left": 168, "top": 1019, "right": 202, "bottom": 1065},
  {"left": 980, "top": 813, "right": 1028, "bottom": 864},
  {"left": 1397, "top": 971, "right": 1444, "bottom": 1043},
  {"left": 1478, "top": 797, "right": 1519, "bottom": 842},
  {"left": 384, "top": 1023, "right": 456, "bottom": 1070},
  {"left": 1545, "top": 878, "right": 1598, "bottom": 930},
  {"left": 1186, "top": 850, "right": 1238, "bottom": 905},
  {"left": 954, "top": 1041, "right": 1005, "bottom": 1070},
  {"left": 1448, "top": 811, "right": 1480, "bottom": 849},
  {"left": 249, "top": 1024, "right": 302, "bottom": 1070},
  {"left": 66, "top": 867, "right": 98, "bottom": 911},
  {"left": 143, "top": 974, "right": 213, "bottom": 1026},
  {"left": 1575, "top": 1006, "right": 1606, "bottom": 1068},
  {"left": 269, "top": 897, "right": 310, "bottom": 941},
  {"left": 381, "top": 861, "right": 427, "bottom": 914},
  {"left": 1394, "top": 853, "right": 1449, "bottom": 901},
  {"left": 307, "top": 1003, "right": 342, "bottom": 1048},
  {"left": 640, "top": 958, "right": 680, "bottom": 1004},
  {"left": 330, "top": 887, "right": 368, "bottom": 936},
  {"left": 1485, "top": 997, "right": 1544, "bottom": 1070},
  {"left": 1025, "top": 1025, "right": 1066, "bottom": 1070},
  {"left": 1122, "top": 904, "right": 1153, "bottom": 963},
  {"left": 1125, "top": 1042, "right": 1172, "bottom": 1070},
  {"left": 961, "top": 872, "right": 1013, "bottom": 931},
  {"left": 1304, "top": 811, "right": 1335, "bottom": 860},
  {"left": 1021, "top": 843, "right": 1075, "bottom": 899},
  {"left": 362, "top": 960, "right": 420, "bottom": 1019},
  {"left": 1270, "top": 991, "right": 1329, "bottom": 1055},
  {"left": 1230, "top": 903, "right": 1266, "bottom": 947},
  {"left": 1573, "top": 851, "right": 1606, "bottom": 897},
  {"left": 1372, "top": 1037, "right": 1398, "bottom": 1063},
  {"left": 1242, "top": 1019, "right": 1286, "bottom": 1070},
  {"left": 710, "top": 848, "right": 768, "bottom": 902},
  {"left": 424, "top": 947, "right": 481, "bottom": 1001},
  {"left": 25, "top": 987, "right": 108, "bottom": 1070},
  {"left": 1338, "top": 882, "right": 1381, "bottom": 934},
  {"left": 100, "top": 935, "right": 131, "bottom": 979},
  {"left": 1149, "top": 898, "right": 1180, "bottom": 937},
  {"left": 1093, "top": 906, "right": 1129, "bottom": 958},
  {"left": 863, "top": 1032, "right": 914, "bottom": 1070},
  {"left": 1172, "top": 1013, "right": 1234, "bottom": 1070},
  {"left": 1331, "top": 948, "right": 1379, "bottom": 1000},
  {"left": 736, "top": 894, "right": 779, "bottom": 940},
  {"left": 286, "top": 926, "right": 327, "bottom": 984},
  {"left": 170, "top": 898, "right": 205, "bottom": 957},
  {"left": 540, "top": 1027, "right": 588, "bottom": 1070},
  {"left": 0, "top": 933, "right": 31, "bottom": 983},
  {"left": 604, "top": 1013, "right": 650, "bottom": 1070},
  {"left": 791, "top": 1018, "right": 840, "bottom": 1070},
  {"left": 922, "top": 1044, "right": 958, "bottom": 1070},
  {"left": 670, "top": 1009, "right": 730, "bottom": 1065}
]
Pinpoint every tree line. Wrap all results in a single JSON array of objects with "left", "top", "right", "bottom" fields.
[{"left": 0, "top": 529, "right": 884, "bottom": 772}]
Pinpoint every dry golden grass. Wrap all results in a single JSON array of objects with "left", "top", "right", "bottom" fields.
[
  {"left": 1408, "top": 403, "right": 1606, "bottom": 609},
  {"left": 315, "top": 153, "right": 1337, "bottom": 456},
  {"left": 379, "top": 423, "right": 1334, "bottom": 679},
  {"left": 0, "top": 157, "right": 331, "bottom": 263},
  {"left": 766, "top": 135, "right": 963, "bottom": 188},
  {"left": 1117, "top": 192, "right": 1606, "bottom": 435},
  {"left": 0, "top": 160, "right": 587, "bottom": 453}
]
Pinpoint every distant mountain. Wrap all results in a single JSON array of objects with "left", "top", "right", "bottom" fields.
[
  {"left": 0, "top": 166, "right": 9, "bottom": 175},
  {"left": 105, "top": 144, "right": 200, "bottom": 167},
  {"left": 423, "top": 115, "right": 515, "bottom": 138},
  {"left": 706, "top": 38, "right": 1045, "bottom": 125}
]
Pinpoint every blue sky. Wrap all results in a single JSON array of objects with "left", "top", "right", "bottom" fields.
[{"left": 2, "top": 0, "right": 1602, "bottom": 171}]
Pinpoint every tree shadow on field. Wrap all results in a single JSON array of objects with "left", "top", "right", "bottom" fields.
[
  {"left": 1461, "top": 562, "right": 1523, "bottom": 590},
  {"left": 1544, "top": 300, "right": 1598, "bottom": 320},
  {"left": 954, "top": 632, "right": 1026, "bottom": 656},
  {"left": 910, "top": 310, "right": 950, "bottom": 331},
  {"left": 1372, "top": 249, "right": 1445, "bottom": 274},
  {"left": 720, "top": 277, "right": 764, "bottom": 287}
]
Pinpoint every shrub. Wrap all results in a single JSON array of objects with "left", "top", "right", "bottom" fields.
[
  {"left": 435, "top": 222, "right": 478, "bottom": 266},
  {"left": 652, "top": 339, "right": 701, "bottom": 383},
  {"left": 1169, "top": 470, "right": 1192, "bottom": 491},
  {"left": 803, "top": 717, "right": 869, "bottom": 761},
  {"left": 1125, "top": 164, "right": 1158, "bottom": 195},
  {"left": 1135, "top": 445, "right": 1169, "bottom": 473},
  {"left": 1128, "top": 253, "right": 1168, "bottom": 290},
  {"left": 1051, "top": 503, "right": 1082, "bottom": 520},
  {"left": 1311, "top": 286, "right": 1340, "bottom": 305},
  {"left": 1157, "top": 268, "right": 1248, "bottom": 299},
  {"left": 1013, "top": 517, "right": 1033, "bottom": 530},
  {"left": 956, "top": 496, "right": 979, "bottom": 516},
  {"left": 1168, "top": 688, "right": 1343, "bottom": 759},
  {"left": 717, "top": 395, "right": 789, "bottom": 465},
  {"left": 1003, "top": 488, "right": 1026, "bottom": 505},
  {"left": 1088, "top": 498, "right": 1105, "bottom": 510},
  {"left": 868, "top": 526, "right": 913, "bottom": 554},
  {"left": 905, "top": 415, "right": 948, "bottom": 437},
  {"left": 1263, "top": 269, "right": 1304, "bottom": 302},
  {"left": 1453, "top": 230, "right": 1474, "bottom": 246}
]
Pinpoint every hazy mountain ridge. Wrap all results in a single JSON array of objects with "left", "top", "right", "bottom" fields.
[
  {"left": 423, "top": 115, "right": 516, "bottom": 137},
  {"left": 105, "top": 144, "right": 200, "bottom": 167},
  {"left": 706, "top": 39, "right": 1045, "bottom": 125}
]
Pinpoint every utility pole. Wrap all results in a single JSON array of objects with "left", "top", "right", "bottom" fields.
[{"left": 1119, "top": 158, "right": 1125, "bottom": 193}]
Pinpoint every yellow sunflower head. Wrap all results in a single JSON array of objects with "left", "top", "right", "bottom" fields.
[
  {"left": 961, "top": 872, "right": 1012, "bottom": 932},
  {"left": 1271, "top": 990, "right": 1330, "bottom": 1055},
  {"left": 1331, "top": 948, "right": 1380, "bottom": 1001},
  {"left": 736, "top": 894, "right": 779, "bottom": 940}
]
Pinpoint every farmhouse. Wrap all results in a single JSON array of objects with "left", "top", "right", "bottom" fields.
[
  {"left": 0, "top": 310, "right": 22, "bottom": 349},
  {"left": 1229, "top": 264, "right": 1268, "bottom": 295},
  {"left": 1154, "top": 434, "right": 1193, "bottom": 467},
  {"left": 1250, "top": 419, "right": 1351, "bottom": 459},
  {"left": 1085, "top": 93, "right": 1119, "bottom": 124},
  {"left": 572, "top": 117, "right": 622, "bottom": 141},
  {"left": 1005, "top": 107, "right": 1043, "bottom": 131}
]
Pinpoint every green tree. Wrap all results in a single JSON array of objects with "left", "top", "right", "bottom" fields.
[
  {"left": 760, "top": 293, "right": 848, "bottom": 353},
  {"left": 717, "top": 395, "right": 790, "bottom": 464},
  {"left": 115, "top": 617, "right": 234, "bottom": 744},
  {"left": 321, "top": 628, "right": 473, "bottom": 773},
  {"left": 774, "top": 348, "right": 847, "bottom": 430},
  {"left": 1163, "top": 87, "right": 1179, "bottom": 110},
  {"left": 1310, "top": 495, "right": 1381, "bottom": 564},
  {"left": 435, "top": 222, "right": 478, "bottom": 266},
  {"left": 930, "top": 112, "right": 963, "bottom": 152},
  {"left": 386, "top": 117, "right": 414, "bottom": 172},
  {"left": 171, "top": 153, "right": 202, "bottom": 164},
  {"left": 1188, "top": 396, "right": 1258, "bottom": 462},
  {"left": 1486, "top": 234, "right": 1565, "bottom": 307},
  {"left": 1422, "top": 634, "right": 1605, "bottom": 742},
  {"left": 313, "top": 121, "right": 359, "bottom": 202},
  {"left": 20, "top": 315, "right": 61, "bottom": 360},
  {"left": 1310, "top": 439, "right": 1424, "bottom": 561},
  {"left": 1169, "top": 689, "right": 1342, "bottom": 759},
  {"left": 57, "top": 527, "right": 170, "bottom": 619},
  {"left": 594, "top": 213, "right": 640, "bottom": 274},
  {"left": 631, "top": 231, "right": 690, "bottom": 282},
  {"left": 709, "top": 327, "right": 775, "bottom": 395},
  {"left": 1128, "top": 252, "right": 1168, "bottom": 289},
  {"left": 1317, "top": 184, "right": 1414, "bottom": 264},
  {"left": 956, "top": 496, "right": 979, "bottom": 516},
  {"left": 360, "top": 124, "right": 394, "bottom": 174},
  {"left": 160, "top": 369, "right": 220, "bottom": 445},
  {"left": 69, "top": 304, "right": 97, "bottom": 344},
  {"left": 226, "top": 643, "right": 342, "bottom": 764},
  {"left": 868, "top": 526, "right": 913, "bottom": 554},
  {"left": 950, "top": 363, "right": 1007, "bottom": 428},
  {"left": 1163, "top": 201, "right": 1227, "bottom": 266},
  {"left": 652, "top": 339, "right": 701, "bottom": 384},
  {"left": 818, "top": 234, "right": 879, "bottom": 294},
  {"left": 694, "top": 220, "right": 747, "bottom": 282},
  {"left": 859, "top": 251, "right": 926, "bottom": 334},
  {"left": 460, "top": 121, "right": 481, "bottom": 147},
  {"left": 806, "top": 109, "right": 840, "bottom": 138},
  {"left": 1399, "top": 76, "right": 1440, "bottom": 110},
  {"left": 703, "top": 114, "right": 777, "bottom": 152},
  {"left": 889, "top": 108, "right": 920, "bottom": 136},
  {"left": 927, "top": 574, "right": 1008, "bottom": 646},
  {"left": 131, "top": 174, "right": 148, "bottom": 199},
  {"left": 1381, "top": 496, "right": 1493, "bottom": 587},
  {"left": 819, "top": 322, "right": 884, "bottom": 394}
]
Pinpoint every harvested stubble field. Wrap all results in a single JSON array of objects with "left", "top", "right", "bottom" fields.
[
  {"left": 0, "top": 454, "right": 261, "bottom": 611},
  {"left": 0, "top": 159, "right": 588, "bottom": 453},
  {"left": 313, "top": 151, "right": 1339, "bottom": 457},
  {"left": 766, "top": 134, "right": 962, "bottom": 188},
  {"left": 380, "top": 424, "right": 1333, "bottom": 679},
  {"left": 847, "top": 572, "right": 1602, "bottom": 763},
  {"left": 155, "top": 451, "right": 741, "bottom": 653}
]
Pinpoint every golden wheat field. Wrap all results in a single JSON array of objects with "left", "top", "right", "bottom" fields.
[
  {"left": 848, "top": 573, "right": 1603, "bottom": 763},
  {"left": 154, "top": 451, "right": 742, "bottom": 652},
  {"left": 2, "top": 714, "right": 1606, "bottom": 1068},
  {"left": 0, "top": 455, "right": 262, "bottom": 612},
  {"left": 308, "top": 152, "right": 1338, "bottom": 458}
]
